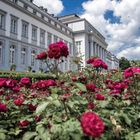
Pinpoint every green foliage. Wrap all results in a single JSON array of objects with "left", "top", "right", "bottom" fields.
[{"left": 119, "top": 57, "right": 131, "bottom": 70}]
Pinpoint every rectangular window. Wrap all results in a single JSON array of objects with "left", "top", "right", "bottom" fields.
[
  {"left": 0, "top": 12, "right": 5, "bottom": 30},
  {"left": 32, "top": 26, "right": 37, "bottom": 41},
  {"left": 76, "top": 41, "right": 82, "bottom": 54},
  {"left": 9, "top": 45, "right": 15, "bottom": 64},
  {"left": 54, "top": 35, "right": 58, "bottom": 43},
  {"left": 31, "top": 50, "right": 36, "bottom": 66},
  {"left": 10, "top": 16, "right": 18, "bottom": 34},
  {"left": 22, "top": 21, "right": 28, "bottom": 38},
  {"left": 47, "top": 33, "right": 52, "bottom": 46},
  {"left": 21, "top": 48, "right": 26, "bottom": 65},
  {"left": 40, "top": 29, "right": 45, "bottom": 44}
]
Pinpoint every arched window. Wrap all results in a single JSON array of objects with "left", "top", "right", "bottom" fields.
[
  {"left": 21, "top": 48, "right": 26, "bottom": 65},
  {"left": 31, "top": 50, "right": 36, "bottom": 66},
  {"left": 9, "top": 45, "right": 15, "bottom": 64},
  {"left": 0, "top": 41, "right": 3, "bottom": 63}
]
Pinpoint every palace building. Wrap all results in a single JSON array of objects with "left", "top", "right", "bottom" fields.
[{"left": 0, "top": 0, "right": 119, "bottom": 72}]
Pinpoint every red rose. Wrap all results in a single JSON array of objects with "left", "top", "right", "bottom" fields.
[
  {"left": 60, "top": 93, "right": 72, "bottom": 101},
  {"left": 45, "top": 79, "right": 56, "bottom": 87},
  {"left": 20, "top": 77, "right": 31, "bottom": 85},
  {"left": 87, "top": 102, "right": 95, "bottom": 110},
  {"left": 95, "top": 94, "right": 105, "bottom": 100},
  {"left": 19, "top": 120, "right": 29, "bottom": 127},
  {"left": 14, "top": 99, "right": 24, "bottom": 106},
  {"left": 28, "top": 104, "right": 37, "bottom": 111},
  {"left": 36, "top": 51, "right": 47, "bottom": 60},
  {"left": 86, "top": 83, "right": 96, "bottom": 92},
  {"left": 0, "top": 89, "right": 4, "bottom": 96},
  {"left": 57, "top": 41, "right": 69, "bottom": 57},
  {"left": 37, "top": 80, "right": 47, "bottom": 89},
  {"left": 0, "top": 103, "right": 8, "bottom": 112},
  {"left": 48, "top": 43, "right": 61, "bottom": 59},
  {"left": 0, "top": 78, "right": 7, "bottom": 87},
  {"left": 35, "top": 115, "right": 41, "bottom": 122},
  {"left": 81, "top": 112, "right": 105, "bottom": 138},
  {"left": 71, "top": 76, "right": 78, "bottom": 82},
  {"left": 5, "top": 79, "right": 15, "bottom": 88}
]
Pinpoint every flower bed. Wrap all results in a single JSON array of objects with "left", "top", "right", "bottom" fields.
[
  {"left": 0, "top": 42, "right": 140, "bottom": 140},
  {"left": 0, "top": 66, "right": 140, "bottom": 140}
]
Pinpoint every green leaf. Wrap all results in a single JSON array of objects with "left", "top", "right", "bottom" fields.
[
  {"left": 75, "top": 83, "right": 87, "bottom": 92},
  {"left": 36, "top": 102, "right": 49, "bottom": 114},
  {"left": 0, "top": 133, "right": 6, "bottom": 140},
  {"left": 22, "top": 132, "right": 37, "bottom": 140},
  {"left": 134, "top": 132, "right": 140, "bottom": 140},
  {"left": 121, "top": 113, "right": 131, "bottom": 126},
  {"left": 98, "top": 101, "right": 109, "bottom": 108}
]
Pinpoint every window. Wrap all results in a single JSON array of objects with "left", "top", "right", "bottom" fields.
[
  {"left": 10, "top": 16, "right": 18, "bottom": 34},
  {"left": 9, "top": 45, "right": 16, "bottom": 64},
  {"left": 32, "top": 26, "right": 37, "bottom": 41},
  {"left": 54, "top": 35, "right": 58, "bottom": 43},
  {"left": 0, "top": 11, "right": 5, "bottom": 30},
  {"left": 31, "top": 50, "right": 36, "bottom": 66},
  {"left": 40, "top": 29, "right": 45, "bottom": 44},
  {"left": 24, "top": 4, "right": 28, "bottom": 9},
  {"left": 41, "top": 14, "right": 44, "bottom": 19},
  {"left": 76, "top": 41, "right": 82, "bottom": 54},
  {"left": 21, "top": 48, "right": 26, "bottom": 65},
  {"left": 0, "top": 41, "right": 3, "bottom": 63},
  {"left": 47, "top": 33, "right": 52, "bottom": 46},
  {"left": 33, "top": 9, "right": 37, "bottom": 15},
  {"left": 22, "top": 21, "right": 28, "bottom": 38},
  {"left": 12, "top": 0, "right": 18, "bottom": 3}
]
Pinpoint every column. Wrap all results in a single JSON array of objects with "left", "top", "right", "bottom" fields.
[
  {"left": 97, "top": 44, "right": 100, "bottom": 57},
  {"left": 4, "top": 40, "right": 10, "bottom": 70},
  {"left": 28, "top": 23, "right": 32, "bottom": 44},
  {"left": 17, "top": 42, "right": 21, "bottom": 71},
  {"left": 37, "top": 28, "right": 40, "bottom": 46},
  {"left": 45, "top": 31, "right": 47, "bottom": 48},
  {"left": 5, "top": 13, "right": 11, "bottom": 37},
  {"left": 94, "top": 42, "right": 97, "bottom": 57},
  {"left": 17, "top": 18, "right": 22, "bottom": 40},
  {"left": 90, "top": 41, "right": 93, "bottom": 57}
]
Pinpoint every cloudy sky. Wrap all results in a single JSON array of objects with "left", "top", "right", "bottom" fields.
[{"left": 34, "top": 0, "right": 140, "bottom": 60}]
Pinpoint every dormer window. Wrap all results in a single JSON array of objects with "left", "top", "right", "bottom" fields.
[{"left": 33, "top": 9, "right": 36, "bottom": 15}]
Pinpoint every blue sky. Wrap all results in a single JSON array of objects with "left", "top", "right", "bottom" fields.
[
  {"left": 34, "top": 0, "right": 140, "bottom": 60},
  {"left": 60, "top": 0, "right": 86, "bottom": 16}
]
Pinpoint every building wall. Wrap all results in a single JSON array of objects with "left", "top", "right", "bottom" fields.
[{"left": 0, "top": 0, "right": 74, "bottom": 72}]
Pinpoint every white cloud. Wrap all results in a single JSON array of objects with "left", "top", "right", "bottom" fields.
[
  {"left": 34, "top": 0, "right": 64, "bottom": 15},
  {"left": 80, "top": 0, "right": 140, "bottom": 60}
]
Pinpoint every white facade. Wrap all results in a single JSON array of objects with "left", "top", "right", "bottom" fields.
[
  {"left": 58, "top": 15, "right": 108, "bottom": 68},
  {"left": 0, "top": 1, "right": 119, "bottom": 72},
  {"left": 0, "top": 0, "right": 74, "bottom": 72}
]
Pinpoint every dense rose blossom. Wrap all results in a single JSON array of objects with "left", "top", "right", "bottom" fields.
[
  {"left": 87, "top": 102, "right": 95, "bottom": 109},
  {"left": 57, "top": 41, "right": 69, "bottom": 57},
  {"left": 87, "top": 57, "right": 108, "bottom": 69},
  {"left": 81, "top": 112, "right": 105, "bottom": 138},
  {"left": 45, "top": 79, "right": 56, "bottom": 87},
  {"left": 95, "top": 94, "right": 105, "bottom": 100},
  {"left": 86, "top": 83, "right": 96, "bottom": 92},
  {"left": 20, "top": 77, "right": 31, "bottom": 85},
  {"left": 0, "top": 78, "right": 7, "bottom": 87},
  {"left": 14, "top": 99, "right": 24, "bottom": 106},
  {"left": 0, "top": 103, "right": 8, "bottom": 112},
  {"left": 48, "top": 41, "right": 69, "bottom": 59},
  {"left": 19, "top": 120, "right": 29, "bottom": 127},
  {"left": 0, "top": 89, "right": 4, "bottom": 96},
  {"left": 48, "top": 43, "right": 61, "bottom": 59},
  {"left": 5, "top": 79, "right": 15, "bottom": 88},
  {"left": 12, "top": 85, "right": 21, "bottom": 92},
  {"left": 109, "top": 89, "right": 121, "bottom": 95},
  {"left": 35, "top": 115, "right": 41, "bottom": 122},
  {"left": 28, "top": 104, "right": 37, "bottom": 111},
  {"left": 124, "top": 67, "right": 134, "bottom": 79},
  {"left": 37, "top": 80, "right": 48, "bottom": 89},
  {"left": 36, "top": 51, "right": 47, "bottom": 59}
]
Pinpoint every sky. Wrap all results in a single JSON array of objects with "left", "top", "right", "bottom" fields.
[{"left": 34, "top": 0, "right": 140, "bottom": 60}]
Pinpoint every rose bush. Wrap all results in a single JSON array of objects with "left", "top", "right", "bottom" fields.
[{"left": 0, "top": 43, "right": 140, "bottom": 139}]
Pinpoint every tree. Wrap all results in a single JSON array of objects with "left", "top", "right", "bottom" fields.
[{"left": 119, "top": 57, "right": 131, "bottom": 70}]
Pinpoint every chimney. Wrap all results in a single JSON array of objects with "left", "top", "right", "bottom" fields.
[
  {"left": 44, "top": 8, "right": 48, "bottom": 12},
  {"left": 30, "top": 0, "right": 34, "bottom": 2}
]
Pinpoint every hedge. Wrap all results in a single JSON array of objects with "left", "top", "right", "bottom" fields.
[{"left": 0, "top": 70, "right": 56, "bottom": 81}]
